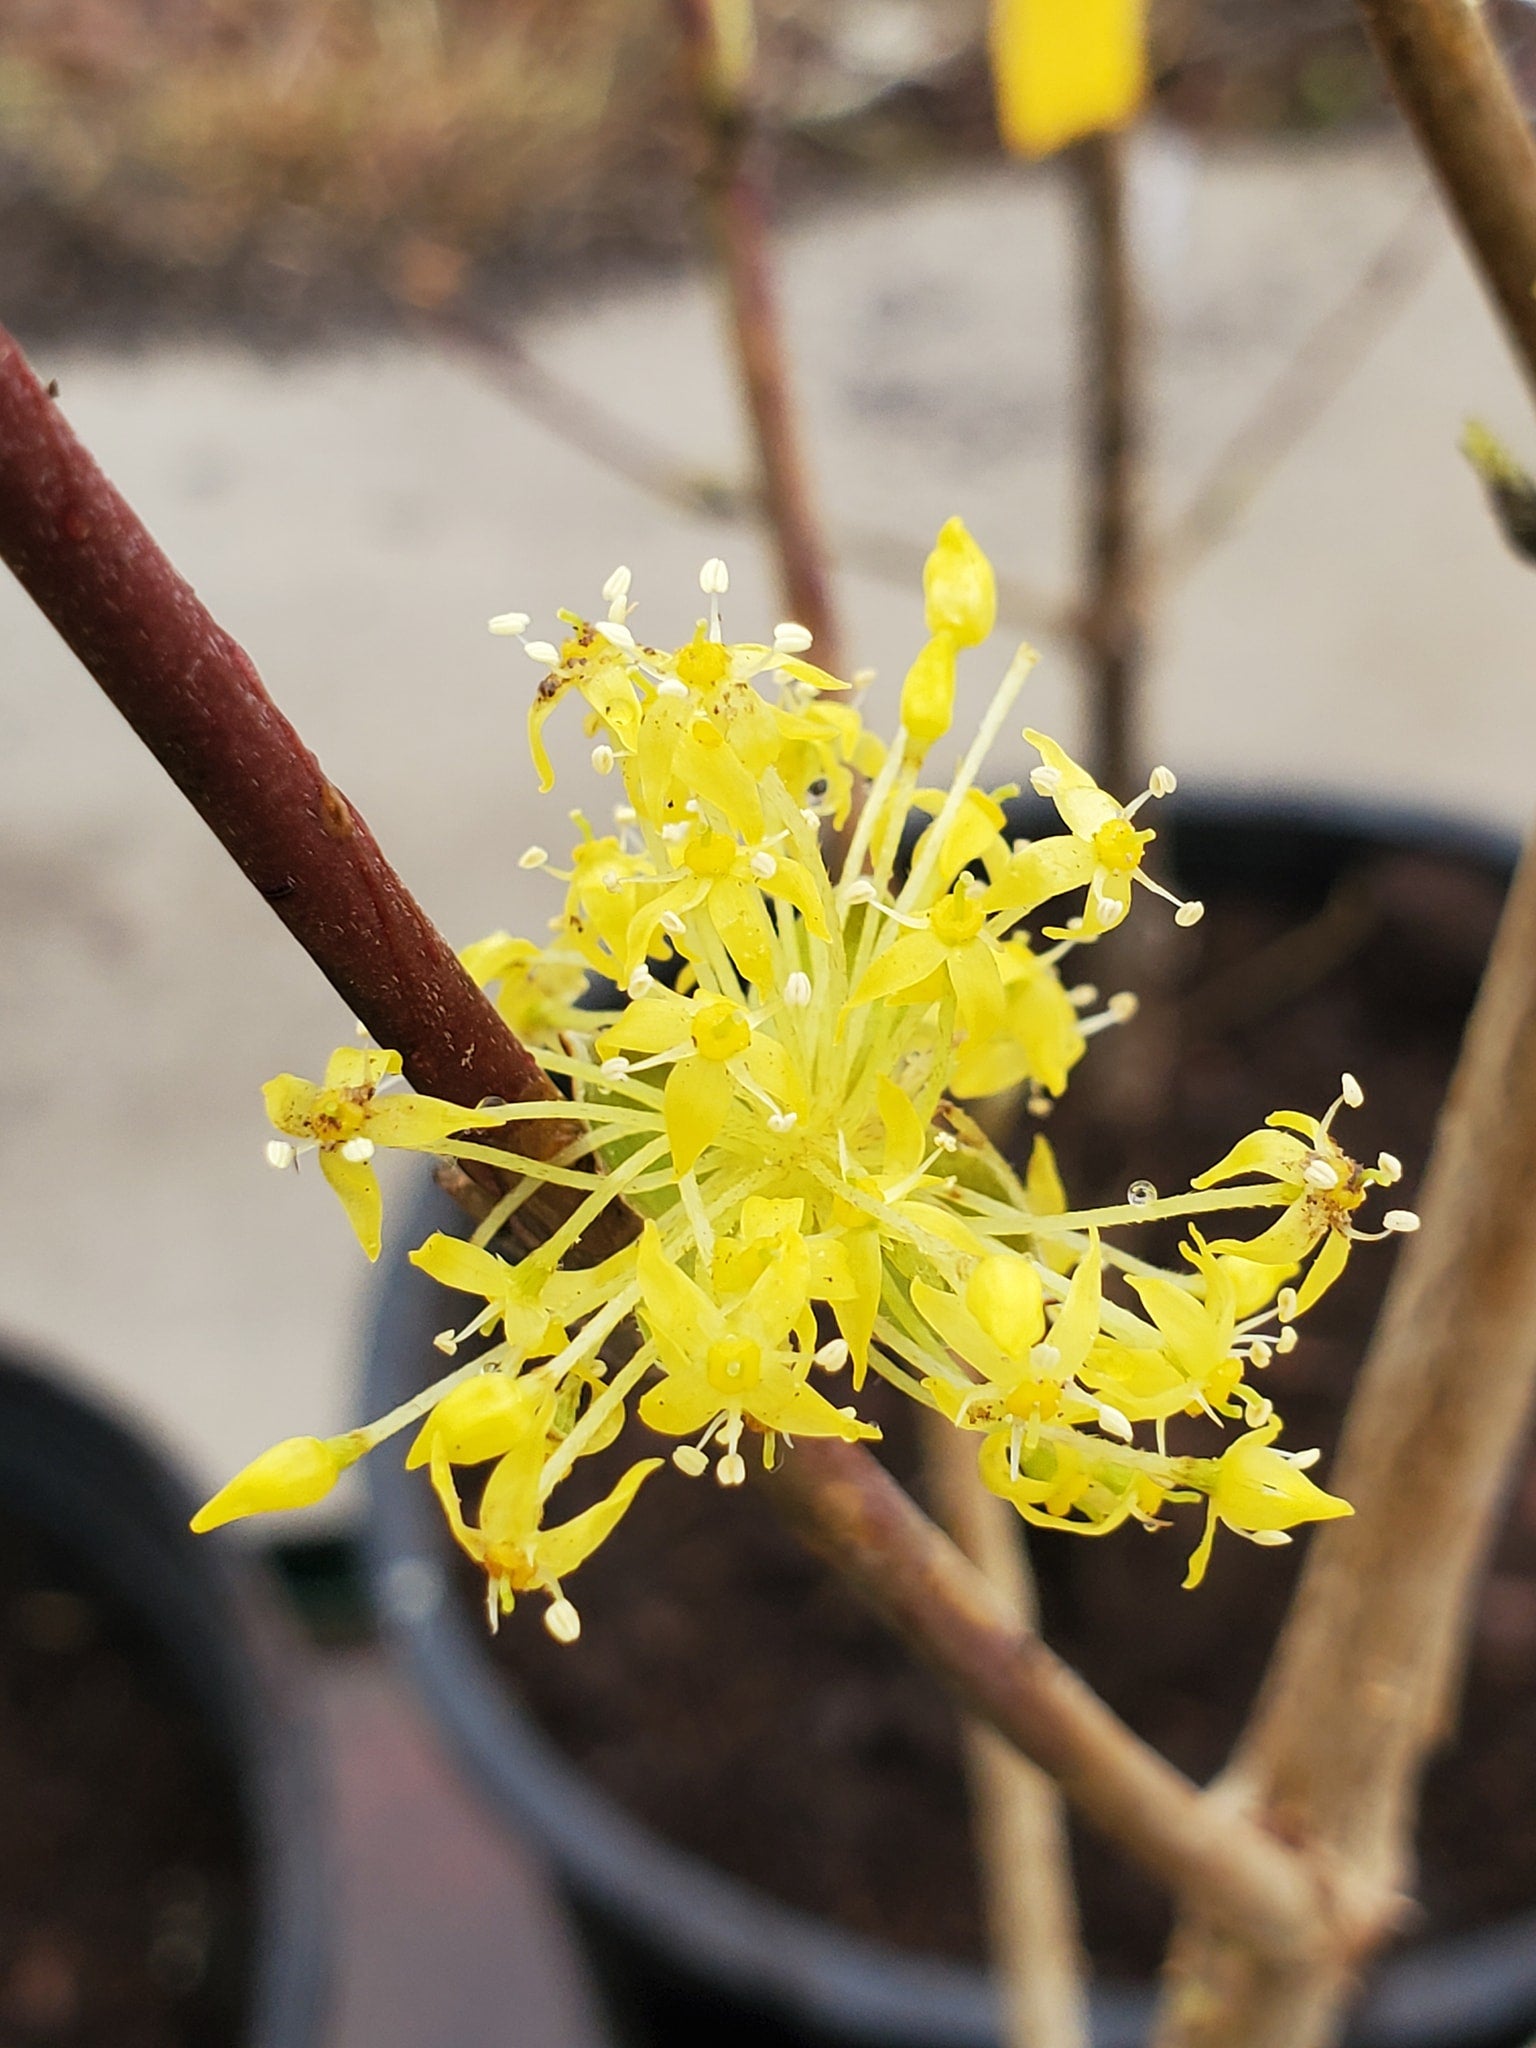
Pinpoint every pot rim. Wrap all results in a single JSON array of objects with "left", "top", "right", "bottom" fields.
[{"left": 362, "top": 797, "right": 1529, "bottom": 2048}]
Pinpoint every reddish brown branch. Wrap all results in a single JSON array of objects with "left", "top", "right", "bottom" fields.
[
  {"left": 669, "top": 0, "right": 842, "bottom": 671},
  {"left": 0, "top": 323, "right": 601, "bottom": 1249}
]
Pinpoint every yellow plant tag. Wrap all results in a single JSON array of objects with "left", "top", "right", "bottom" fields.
[{"left": 990, "top": 0, "right": 1146, "bottom": 159}]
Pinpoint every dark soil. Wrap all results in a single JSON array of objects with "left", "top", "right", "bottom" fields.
[
  {"left": 0, "top": 1505, "right": 253, "bottom": 2046},
  {"left": 473, "top": 819, "right": 1536, "bottom": 1984}
]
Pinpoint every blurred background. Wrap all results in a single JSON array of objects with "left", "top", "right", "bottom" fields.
[{"left": 5, "top": 2, "right": 1536, "bottom": 2043}]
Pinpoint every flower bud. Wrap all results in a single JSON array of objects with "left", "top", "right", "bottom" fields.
[
  {"left": 922, "top": 517, "right": 996, "bottom": 647},
  {"left": 900, "top": 634, "right": 958, "bottom": 756},
  {"left": 191, "top": 1434, "right": 358, "bottom": 1533}
]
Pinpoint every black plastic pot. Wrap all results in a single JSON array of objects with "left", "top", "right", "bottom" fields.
[
  {"left": 0, "top": 1348, "right": 329, "bottom": 2048},
  {"left": 363, "top": 800, "right": 1536, "bottom": 2048}
]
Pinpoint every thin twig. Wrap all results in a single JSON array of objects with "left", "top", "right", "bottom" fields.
[
  {"left": 925, "top": 1416, "right": 1089, "bottom": 2048},
  {"left": 668, "top": 0, "right": 842, "bottom": 666},
  {"left": 1160, "top": 189, "right": 1440, "bottom": 581},
  {"left": 0, "top": 318, "right": 1321, "bottom": 1961},
  {"left": 1070, "top": 130, "right": 1144, "bottom": 800}
]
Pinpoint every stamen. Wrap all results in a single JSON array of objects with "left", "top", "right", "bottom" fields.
[
  {"left": 595, "top": 619, "right": 636, "bottom": 650},
  {"left": 601, "top": 566, "right": 632, "bottom": 604},
  {"left": 773, "top": 622, "right": 814, "bottom": 654},
  {"left": 432, "top": 1330, "right": 459, "bottom": 1356},
  {"left": 1174, "top": 900, "right": 1205, "bottom": 928},
  {"left": 749, "top": 851, "right": 777, "bottom": 879},
  {"left": 265, "top": 1140, "right": 296, "bottom": 1170},
  {"left": 1384, "top": 1210, "right": 1419, "bottom": 1233},
  {"left": 1341, "top": 1072, "right": 1365, "bottom": 1108},
  {"left": 627, "top": 966, "right": 656, "bottom": 999},
  {"left": 656, "top": 678, "right": 689, "bottom": 700},
  {"left": 672, "top": 1445, "right": 709, "bottom": 1477},
  {"left": 519, "top": 846, "right": 550, "bottom": 870},
  {"left": 699, "top": 557, "right": 730, "bottom": 596},
  {"left": 784, "top": 971, "right": 812, "bottom": 1008},
  {"left": 524, "top": 640, "right": 559, "bottom": 664},
  {"left": 1303, "top": 1157, "right": 1340, "bottom": 1190},
  {"left": 1069, "top": 984, "right": 1099, "bottom": 1008},
  {"left": 659, "top": 910, "right": 686, "bottom": 935},
  {"left": 1276, "top": 1326, "right": 1298, "bottom": 1354},
  {"left": 767, "top": 1111, "right": 798, "bottom": 1134},
  {"left": 717, "top": 1451, "right": 747, "bottom": 1487},
  {"left": 1030, "top": 765, "right": 1062, "bottom": 796},
  {"left": 599, "top": 1057, "right": 631, "bottom": 1081},
  {"left": 339, "top": 1137, "right": 375, "bottom": 1164},
  {"left": 591, "top": 744, "right": 616, "bottom": 774},
  {"left": 544, "top": 1598, "right": 582, "bottom": 1645},
  {"left": 1377, "top": 1151, "right": 1403, "bottom": 1183},
  {"left": 488, "top": 611, "right": 531, "bottom": 636},
  {"left": 814, "top": 1338, "right": 850, "bottom": 1371},
  {"left": 1149, "top": 765, "right": 1177, "bottom": 797}
]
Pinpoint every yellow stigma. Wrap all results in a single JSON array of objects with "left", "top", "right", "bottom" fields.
[
  {"left": 1092, "top": 816, "right": 1148, "bottom": 875},
  {"left": 706, "top": 1336, "right": 763, "bottom": 1395},
  {"left": 308, "top": 1091, "right": 368, "bottom": 1143},
  {"left": 675, "top": 627, "right": 731, "bottom": 689},
  {"left": 692, "top": 1001, "right": 753, "bottom": 1062},
  {"left": 930, "top": 887, "right": 988, "bottom": 947},
  {"left": 684, "top": 828, "right": 739, "bottom": 878}
]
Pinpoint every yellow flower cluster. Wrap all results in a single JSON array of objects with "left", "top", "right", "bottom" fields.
[{"left": 196, "top": 522, "right": 1418, "bottom": 1636}]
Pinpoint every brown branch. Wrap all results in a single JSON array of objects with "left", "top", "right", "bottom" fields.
[
  {"left": 766, "top": 1437, "right": 1326, "bottom": 1962},
  {"left": 669, "top": 0, "right": 842, "bottom": 670},
  {"left": 1354, "top": 0, "right": 1536, "bottom": 404},
  {"left": 925, "top": 1417, "right": 1089, "bottom": 2048},
  {"left": 0, "top": 322, "right": 612, "bottom": 1257}
]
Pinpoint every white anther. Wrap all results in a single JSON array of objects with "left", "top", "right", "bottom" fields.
[
  {"left": 1248, "top": 1340, "right": 1272, "bottom": 1368},
  {"left": 488, "top": 611, "right": 530, "bottom": 636},
  {"left": 339, "top": 1136, "right": 376, "bottom": 1164},
  {"left": 1276, "top": 1325, "right": 1299, "bottom": 1354},
  {"left": 843, "top": 877, "right": 878, "bottom": 905},
  {"left": 813, "top": 1338, "right": 850, "bottom": 1371},
  {"left": 591, "top": 744, "right": 616, "bottom": 775},
  {"left": 784, "top": 971, "right": 812, "bottom": 1008},
  {"left": 524, "top": 640, "right": 559, "bottom": 664},
  {"left": 699, "top": 557, "right": 730, "bottom": 596},
  {"left": 518, "top": 845, "right": 550, "bottom": 870},
  {"left": 614, "top": 804, "right": 638, "bottom": 825},
  {"left": 1093, "top": 891, "right": 1119, "bottom": 924},
  {"left": 1384, "top": 1209, "right": 1420, "bottom": 1234},
  {"left": 1096, "top": 1403, "right": 1133, "bottom": 1443},
  {"left": 1174, "top": 900, "right": 1205, "bottom": 928},
  {"left": 599, "top": 1057, "right": 631, "bottom": 1081},
  {"left": 265, "top": 1140, "right": 296, "bottom": 1170},
  {"left": 1303, "top": 1157, "right": 1340, "bottom": 1190},
  {"left": 601, "top": 566, "right": 632, "bottom": 604},
  {"left": 767, "top": 1110, "right": 798, "bottom": 1134},
  {"left": 1069, "top": 984, "right": 1099, "bottom": 1007},
  {"left": 1149, "top": 765, "right": 1177, "bottom": 798},
  {"left": 656, "top": 677, "right": 689, "bottom": 700},
  {"left": 801, "top": 808, "right": 823, "bottom": 830},
  {"left": 1031, "top": 1342, "right": 1062, "bottom": 1376},
  {"left": 1277, "top": 1286, "right": 1300, "bottom": 1323},
  {"left": 1376, "top": 1151, "right": 1402, "bottom": 1183},
  {"left": 1288, "top": 1447, "right": 1322, "bottom": 1470},
  {"left": 1341, "top": 1072, "right": 1365, "bottom": 1108},
  {"left": 595, "top": 619, "right": 636, "bottom": 650},
  {"left": 672, "top": 1445, "right": 709, "bottom": 1477},
  {"left": 659, "top": 910, "right": 686, "bottom": 935},
  {"left": 544, "top": 1598, "right": 582, "bottom": 1644},
  {"left": 716, "top": 1451, "right": 747, "bottom": 1487},
  {"left": 773, "top": 622, "right": 814, "bottom": 654},
  {"left": 1250, "top": 1529, "right": 1293, "bottom": 1548},
  {"left": 1107, "top": 991, "right": 1139, "bottom": 1022},
  {"left": 748, "top": 851, "right": 777, "bottom": 879},
  {"left": 433, "top": 1330, "right": 459, "bottom": 1356},
  {"left": 660, "top": 821, "right": 691, "bottom": 844},
  {"left": 934, "top": 1130, "right": 959, "bottom": 1152},
  {"left": 1030, "top": 765, "right": 1062, "bottom": 796},
  {"left": 627, "top": 967, "right": 655, "bottom": 999}
]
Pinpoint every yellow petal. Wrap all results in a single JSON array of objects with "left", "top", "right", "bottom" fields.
[
  {"left": 191, "top": 1435, "right": 354, "bottom": 1532},
  {"left": 1191, "top": 1128, "right": 1309, "bottom": 1191},
  {"left": 262, "top": 1073, "right": 322, "bottom": 1138},
  {"left": 1047, "top": 1227, "right": 1101, "bottom": 1378},
  {"left": 536, "top": 1459, "right": 663, "bottom": 1581},
  {"left": 848, "top": 928, "right": 949, "bottom": 1011},
  {"left": 409, "top": 1233, "right": 515, "bottom": 1301},
  {"left": 746, "top": 1370, "right": 878, "bottom": 1441},
  {"left": 636, "top": 1222, "right": 716, "bottom": 1365},
  {"left": 879, "top": 1075, "right": 930, "bottom": 1183},
  {"left": 946, "top": 938, "right": 1007, "bottom": 1044},
  {"left": 1022, "top": 730, "right": 1121, "bottom": 838},
  {"left": 664, "top": 1055, "right": 733, "bottom": 1177},
  {"left": 319, "top": 1145, "right": 384, "bottom": 1261},
  {"left": 990, "top": 0, "right": 1145, "bottom": 160},
  {"left": 406, "top": 1372, "right": 540, "bottom": 1470},
  {"left": 323, "top": 1045, "right": 402, "bottom": 1092},
  {"left": 834, "top": 1226, "right": 883, "bottom": 1382},
  {"left": 966, "top": 1254, "right": 1046, "bottom": 1353},
  {"left": 638, "top": 1374, "right": 720, "bottom": 1437}
]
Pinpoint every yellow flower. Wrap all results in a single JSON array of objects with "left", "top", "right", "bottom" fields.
[
  {"left": 634, "top": 1223, "right": 877, "bottom": 1481},
  {"left": 408, "top": 1234, "right": 577, "bottom": 1359},
  {"left": 624, "top": 822, "right": 829, "bottom": 991},
  {"left": 191, "top": 1432, "right": 363, "bottom": 1532},
  {"left": 1181, "top": 1420, "right": 1352, "bottom": 1589},
  {"left": 990, "top": 733, "right": 1199, "bottom": 940},
  {"left": 989, "top": 0, "right": 1145, "bottom": 160},
  {"left": 1192, "top": 1077, "right": 1413, "bottom": 1317},
  {"left": 263, "top": 1046, "right": 512, "bottom": 1260},
  {"left": 430, "top": 1377, "right": 660, "bottom": 1639},
  {"left": 595, "top": 987, "right": 806, "bottom": 1174},
  {"left": 845, "top": 879, "right": 1007, "bottom": 1040},
  {"left": 979, "top": 1427, "right": 1172, "bottom": 1536},
  {"left": 459, "top": 933, "right": 593, "bottom": 1046},
  {"left": 950, "top": 938, "right": 1086, "bottom": 1101}
]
